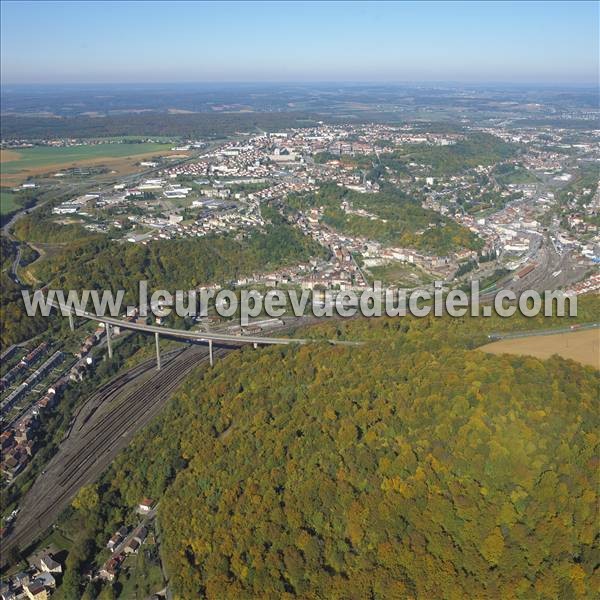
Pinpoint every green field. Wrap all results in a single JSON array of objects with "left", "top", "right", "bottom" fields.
[
  {"left": 367, "top": 260, "right": 433, "bottom": 287},
  {"left": 0, "top": 188, "right": 21, "bottom": 215},
  {"left": 1, "top": 142, "right": 174, "bottom": 175},
  {"left": 494, "top": 164, "right": 539, "bottom": 185}
]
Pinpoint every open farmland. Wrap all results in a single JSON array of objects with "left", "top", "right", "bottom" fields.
[
  {"left": 0, "top": 142, "right": 180, "bottom": 185},
  {"left": 479, "top": 328, "right": 600, "bottom": 369}
]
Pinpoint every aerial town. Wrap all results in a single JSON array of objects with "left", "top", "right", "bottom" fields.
[
  {"left": 2, "top": 0, "right": 599, "bottom": 598},
  {"left": 1, "top": 95, "right": 599, "bottom": 600},
  {"left": 1, "top": 0, "right": 600, "bottom": 596},
  {"left": 31, "top": 122, "right": 598, "bottom": 293},
  {"left": 2, "top": 118, "right": 598, "bottom": 488}
]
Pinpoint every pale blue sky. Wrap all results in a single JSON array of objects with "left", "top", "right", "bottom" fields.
[{"left": 1, "top": 1, "right": 598, "bottom": 84}]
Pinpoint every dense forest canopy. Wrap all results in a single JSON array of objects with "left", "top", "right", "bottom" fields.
[
  {"left": 81, "top": 297, "right": 600, "bottom": 599},
  {"left": 0, "top": 236, "right": 50, "bottom": 347},
  {"left": 382, "top": 133, "right": 520, "bottom": 177},
  {"left": 1, "top": 112, "right": 325, "bottom": 140},
  {"left": 32, "top": 227, "right": 325, "bottom": 295}
]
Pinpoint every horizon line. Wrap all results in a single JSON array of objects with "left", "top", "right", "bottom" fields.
[{"left": 2, "top": 79, "right": 598, "bottom": 88}]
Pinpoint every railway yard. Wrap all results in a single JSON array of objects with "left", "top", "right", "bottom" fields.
[
  {"left": 1, "top": 315, "right": 316, "bottom": 557},
  {"left": 2, "top": 342, "right": 220, "bottom": 555}
]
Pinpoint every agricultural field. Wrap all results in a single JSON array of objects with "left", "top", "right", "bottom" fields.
[
  {"left": 0, "top": 142, "right": 180, "bottom": 185},
  {"left": 479, "top": 328, "right": 600, "bottom": 369}
]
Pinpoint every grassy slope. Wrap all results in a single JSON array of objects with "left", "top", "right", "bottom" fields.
[{"left": 0, "top": 189, "right": 20, "bottom": 215}]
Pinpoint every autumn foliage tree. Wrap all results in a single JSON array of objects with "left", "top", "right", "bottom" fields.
[{"left": 88, "top": 300, "right": 600, "bottom": 599}]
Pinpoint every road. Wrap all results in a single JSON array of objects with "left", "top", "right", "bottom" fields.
[
  {"left": 2, "top": 180, "right": 99, "bottom": 285},
  {"left": 487, "top": 322, "right": 599, "bottom": 341},
  {"left": 10, "top": 245, "right": 22, "bottom": 285},
  {"left": 2, "top": 148, "right": 208, "bottom": 284},
  {"left": 51, "top": 301, "right": 363, "bottom": 348}
]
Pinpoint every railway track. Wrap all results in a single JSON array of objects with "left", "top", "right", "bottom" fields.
[
  {"left": 3, "top": 317, "right": 321, "bottom": 554},
  {"left": 3, "top": 344, "right": 219, "bottom": 554},
  {"left": 70, "top": 347, "right": 185, "bottom": 435},
  {"left": 58, "top": 345, "right": 213, "bottom": 487}
]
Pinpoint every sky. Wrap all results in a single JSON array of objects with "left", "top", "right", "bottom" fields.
[{"left": 1, "top": 1, "right": 598, "bottom": 85}]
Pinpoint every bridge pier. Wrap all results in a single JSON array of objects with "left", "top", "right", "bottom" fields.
[
  {"left": 105, "top": 322, "right": 113, "bottom": 359},
  {"left": 155, "top": 332, "right": 161, "bottom": 371},
  {"left": 208, "top": 339, "right": 213, "bottom": 367},
  {"left": 68, "top": 312, "right": 74, "bottom": 331}
]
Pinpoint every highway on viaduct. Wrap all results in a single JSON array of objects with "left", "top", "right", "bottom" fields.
[{"left": 53, "top": 300, "right": 362, "bottom": 369}]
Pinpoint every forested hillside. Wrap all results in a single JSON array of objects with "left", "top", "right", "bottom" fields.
[
  {"left": 288, "top": 184, "right": 483, "bottom": 254},
  {"left": 1, "top": 223, "right": 326, "bottom": 348},
  {"left": 86, "top": 299, "right": 600, "bottom": 599},
  {"left": 0, "top": 237, "right": 50, "bottom": 347},
  {"left": 1, "top": 112, "right": 324, "bottom": 140},
  {"left": 382, "top": 133, "right": 519, "bottom": 177},
  {"left": 32, "top": 226, "right": 325, "bottom": 295}
]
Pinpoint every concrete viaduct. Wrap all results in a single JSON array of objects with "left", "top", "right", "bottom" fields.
[{"left": 53, "top": 302, "right": 361, "bottom": 370}]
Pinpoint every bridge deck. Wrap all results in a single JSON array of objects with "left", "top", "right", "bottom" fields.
[{"left": 52, "top": 302, "right": 362, "bottom": 347}]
